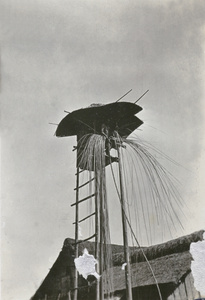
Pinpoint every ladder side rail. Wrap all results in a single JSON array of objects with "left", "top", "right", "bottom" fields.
[{"left": 73, "top": 166, "right": 80, "bottom": 300}]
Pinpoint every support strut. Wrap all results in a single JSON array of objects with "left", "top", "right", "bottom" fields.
[{"left": 73, "top": 167, "right": 80, "bottom": 300}]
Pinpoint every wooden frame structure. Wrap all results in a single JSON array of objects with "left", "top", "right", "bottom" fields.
[{"left": 55, "top": 101, "right": 143, "bottom": 300}]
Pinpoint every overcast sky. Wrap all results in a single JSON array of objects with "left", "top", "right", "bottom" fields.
[{"left": 1, "top": 1, "right": 205, "bottom": 299}]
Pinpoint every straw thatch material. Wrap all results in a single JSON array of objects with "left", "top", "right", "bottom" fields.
[
  {"left": 31, "top": 230, "right": 204, "bottom": 300},
  {"left": 113, "top": 230, "right": 204, "bottom": 265},
  {"left": 110, "top": 251, "right": 191, "bottom": 292}
]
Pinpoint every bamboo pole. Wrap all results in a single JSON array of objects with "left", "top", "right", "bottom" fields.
[
  {"left": 73, "top": 166, "right": 80, "bottom": 300},
  {"left": 99, "top": 166, "right": 105, "bottom": 300},
  {"left": 117, "top": 145, "right": 133, "bottom": 300},
  {"left": 95, "top": 168, "right": 100, "bottom": 300},
  {"left": 68, "top": 291, "right": 71, "bottom": 300}
]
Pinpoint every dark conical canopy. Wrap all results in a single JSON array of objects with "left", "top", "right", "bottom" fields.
[{"left": 56, "top": 101, "right": 143, "bottom": 138}]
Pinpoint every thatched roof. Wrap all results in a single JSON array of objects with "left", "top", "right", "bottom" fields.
[
  {"left": 110, "top": 251, "right": 191, "bottom": 292},
  {"left": 103, "top": 230, "right": 204, "bottom": 292},
  {"left": 31, "top": 230, "right": 204, "bottom": 299},
  {"left": 63, "top": 230, "right": 204, "bottom": 265},
  {"left": 113, "top": 229, "right": 204, "bottom": 265}
]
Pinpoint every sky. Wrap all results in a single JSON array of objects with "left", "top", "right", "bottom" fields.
[{"left": 1, "top": 1, "right": 205, "bottom": 299}]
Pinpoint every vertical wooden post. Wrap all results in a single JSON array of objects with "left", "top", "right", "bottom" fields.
[
  {"left": 95, "top": 169, "right": 100, "bottom": 300},
  {"left": 99, "top": 166, "right": 105, "bottom": 300},
  {"left": 95, "top": 162, "right": 105, "bottom": 300},
  {"left": 57, "top": 293, "right": 61, "bottom": 300},
  {"left": 73, "top": 166, "right": 79, "bottom": 300},
  {"left": 68, "top": 291, "right": 71, "bottom": 300},
  {"left": 117, "top": 145, "right": 133, "bottom": 300}
]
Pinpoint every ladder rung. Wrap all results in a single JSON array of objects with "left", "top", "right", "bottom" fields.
[
  {"left": 74, "top": 178, "right": 95, "bottom": 190},
  {"left": 73, "top": 234, "right": 96, "bottom": 245},
  {"left": 73, "top": 212, "right": 96, "bottom": 224},
  {"left": 75, "top": 169, "right": 84, "bottom": 175},
  {"left": 71, "top": 193, "right": 96, "bottom": 207}
]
